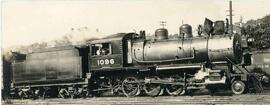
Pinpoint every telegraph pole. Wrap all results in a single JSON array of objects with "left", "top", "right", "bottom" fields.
[
  {"left": 229, "top": 0, "right": 233, "bottom": 34},
  {"left": 182, "top": 20, "right": 184, "bottom": 25},
  {"left": 160, "top": 21, "right": 166, "bottom": 28}
]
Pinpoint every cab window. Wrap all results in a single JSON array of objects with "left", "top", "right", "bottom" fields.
[{"left": 91, "top": 43, "right": 112, "bottom": 56}]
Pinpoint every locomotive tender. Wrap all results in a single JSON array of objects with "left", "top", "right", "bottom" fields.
[{"left": 10, "top": 19, "right": 257, "bottom": 98}]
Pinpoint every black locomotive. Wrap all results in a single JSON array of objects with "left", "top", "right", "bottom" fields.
[{"left": 9, "top": 19, "right": 262, "bottom": 99}]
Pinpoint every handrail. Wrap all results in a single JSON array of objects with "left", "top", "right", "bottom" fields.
[
  {"left": 133, "top": 48, "right": 196, "bottom": 63},
  {"left": 226, "top": 57, "right": 249, "bottom": 74}
]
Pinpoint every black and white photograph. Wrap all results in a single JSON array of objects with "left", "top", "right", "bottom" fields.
[{"left": 1, "top": 0, "right": 270, "bottom": 105}]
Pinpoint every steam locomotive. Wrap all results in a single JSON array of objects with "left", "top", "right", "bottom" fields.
[{"left": 9, "top": 19, "right": 262, "bottom": 99}]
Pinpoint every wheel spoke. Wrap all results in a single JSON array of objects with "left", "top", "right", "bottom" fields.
[
  {"left": 122, "top": 77, "right": 141, "bottom": 97},
  {"left": 165, "top": 75, "right": 185, "bottom": 96},
  {"left": 143, "top": 76, "right": 162, "bottom": 97},
  {"left": 166, "top": 85, "right": 184, "bottom": 96}
]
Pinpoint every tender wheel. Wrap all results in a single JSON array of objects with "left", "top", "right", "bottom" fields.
[
  {"left": 166, "top": 85, "right": 185, "bottom": 96},
  {"left": 122, "top": 77, "right": 141, "bottom": 97},
  {"left": 33, "top": 88, "right": 46, "bottom": 99},
  {"left": 18, "top": 91, "right": 28, "bottom": 99},
  {"left": 59, "top": 88, "right": 70, "bottom": 98},
  {"left": 18, "top": 88, "right": 33, "bottom": 99},
  {"left": 231, "top": 80, "right": 246, "bottom": 95},
  {"left": 143, "top": 76, "right": 162, "bottom": 97},
  {"left": 78, "top": 88, "right": 88, "bottom": 98}
]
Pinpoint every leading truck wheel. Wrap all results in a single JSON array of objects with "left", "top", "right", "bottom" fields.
[{"left": 231, "top": 80, "right": 246, "bottom": 95}]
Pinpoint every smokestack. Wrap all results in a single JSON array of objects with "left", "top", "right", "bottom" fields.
[{"left": 229, "top": 0, "right": 233, "bottom": 34}]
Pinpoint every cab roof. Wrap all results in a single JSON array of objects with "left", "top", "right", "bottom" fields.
[{"left": 90, "top": 33, "right": 136, "bottom": 44}]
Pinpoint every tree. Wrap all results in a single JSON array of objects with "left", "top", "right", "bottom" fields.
[{"left": 242, "top": 15, "right": 270, "bottom": 50}]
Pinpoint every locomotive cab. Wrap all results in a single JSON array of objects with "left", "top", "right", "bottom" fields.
[{"left": 89, "top": 33, "right": 137, "bottom": 71}]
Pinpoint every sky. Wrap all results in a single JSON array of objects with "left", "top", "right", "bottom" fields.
[{"left": 1, "top": 0, "right": 270, "bottom": 48}]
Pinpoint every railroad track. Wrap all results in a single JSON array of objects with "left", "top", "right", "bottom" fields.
[
  {"left": 3, "top": 94, "right": 270, "bottom": 105},
  {"left": 4, "top": 88, "right": 270, "bottom": 105}
]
